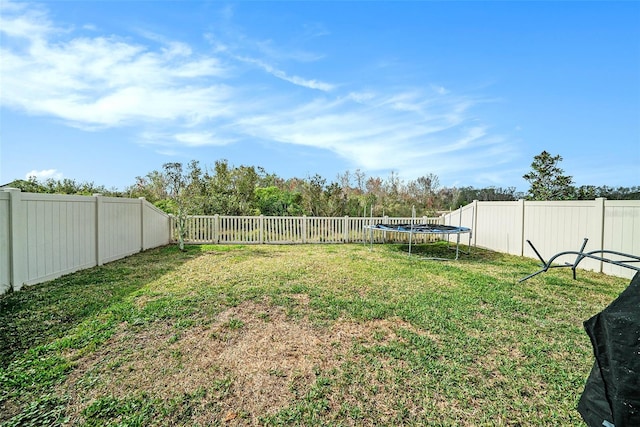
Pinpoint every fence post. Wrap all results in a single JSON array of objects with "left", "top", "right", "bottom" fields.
[
  {"left": 94, "top": 194, "right": 104, "bottom": 266},
  {"left": 6, "top": 189, "right": 27, "bottom": 291},
  {"left": 260, "top": 215, "right": 264, "bottom": 244},
  {"left": 139, "top": 197, "right": 146, "bottom": 250},
  {"left": 343, "top": 216, "right": 349, "bottom": 242},
  {"left": 594, "top": 197, "right": 606, "bottom": 273},
  {"left": 302, "top": 215, "right": 307, "bottom": 244},
  {"left": 516, "top": 199, "right": 525, "bottom": 256},
  {"left": 471, "top": 200, "right": 479, "bottom": 247},
  {"left": 383, "top": 215, "right": 389, "bottom": 243},
  {"left": 214, "top": 214, "right": 220, "bottom": 244},
  {"left": 516, "top": 199, "right": 526, "bottom": 256}
]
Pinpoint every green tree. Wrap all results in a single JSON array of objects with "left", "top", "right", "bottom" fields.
[
  {"left": 127, "top": 170, "right": 169, "bottom": 203},
  {"left": 322, "top": 182, "right": 347, "bottom": 216},
  {"left": 3, "top": 177, "right": 46, "bottom": 193},
  {"left": 523, "top": 151, "right": 574, "bottom": 200},
  {"left": 4, "top": 176, "right": 119, "bottom": 196},
  {"left": 163, "top": 161, "right": 202, "bottom": 251},
  {"left": 232, "top": 165, "right": 261, "bottom": 215},
  {"left": 407, "top": 173, "right": 440, "bottom": 215},
  {"left": 203, "top": 160, "right": 262, "bottom": 215},
  {"left": 574, "top": 185, "right": 640, "bottom": 200},
  {"left": 302, "top": 175, "right": 326, "bottom": 216},
  {"left": 254, "top": 186, "right": 303, "bottom": 216}
]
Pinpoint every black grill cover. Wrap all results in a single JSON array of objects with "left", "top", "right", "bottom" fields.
[{"left": 578, "top": 272, "right": 640, "bottom": 426}]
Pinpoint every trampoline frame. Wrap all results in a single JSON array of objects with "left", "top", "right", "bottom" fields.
[{"left": 364, "top": 209, "right": 473, "bottom": 261}]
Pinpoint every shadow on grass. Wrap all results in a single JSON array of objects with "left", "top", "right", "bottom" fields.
[
  {"left": 386, "top": 240, "right": 506, "bottom": 262},
  {"left": 0, "top": 245, "right": 207, "bottom": 368}
]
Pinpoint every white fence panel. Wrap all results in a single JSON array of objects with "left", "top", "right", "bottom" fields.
[
  {"left": 179, "top": 215, "right": 444, "bottom": 245},
  {"left": 182, "top": 216, "right": 217, "bottom": 244},
  {"left": 219, "top": 216, "right": 262, "bottom": 244},
  {"left": 0, "top": 190, "right": 171, "bottom": 294},
  {"left": 143, "top": 202, "right": 171, "bottom": 249},
  {"left": 443, "top": 198, "right": 639, "bottom": 279},
  {"left": 522, "top": 200, "right": 602, "bottom": 273},
  {"left": 307, "top": 217, "right": 344, "bottom": 243},
  {"left": 602, "top": 200, "right": 640, "bottom": 279},
  {"left": 471, "top": 201, "right": 523, "bottom": 256},
  {"left": 23, "top": 193, "right": 97, "bottom": 285},
  {"left": 347, "top": 217, "right": 373, "bottom": 243},
  {"left": 0, "top": 193, "right": 10, "bottom": 294},
  {"left": 99, "top": 197, "right": 142, "bottom": 264},
  {"left": 263, "top": 216, "right": 303, "bottom": 243},
  {"left": 442, "top": 204, "right": 476, "bottom": 248}
]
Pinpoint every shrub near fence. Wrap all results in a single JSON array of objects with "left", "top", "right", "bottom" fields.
[{"left": 173, "top": 215, "right": 444, "bottom": 245}]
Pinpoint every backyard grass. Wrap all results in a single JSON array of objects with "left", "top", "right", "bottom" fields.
[{"left": 0, "top": 242, "right": 629, "bottom": 426}]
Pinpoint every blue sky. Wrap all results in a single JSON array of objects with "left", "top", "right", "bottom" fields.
[{"left": 1, "top": 1, "right": 639, "bottom": 192}]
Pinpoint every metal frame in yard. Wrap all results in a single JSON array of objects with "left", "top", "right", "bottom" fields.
[{"left": 519, "top": 238, "right": 640, "bottom": 282}]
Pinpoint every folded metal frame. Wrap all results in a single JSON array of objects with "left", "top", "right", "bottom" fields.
[{"left": 519, "top": 238, "right": 640, "bottom": 282}]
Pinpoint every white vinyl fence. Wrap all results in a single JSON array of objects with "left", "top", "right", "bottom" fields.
[
  {"left": 0, "top": 189, "right": 171, "bottom": 294},
  {"left": 175, "top": 215, "right": 444, "bottom": 245},
  {"left": 3, "top": 191, "right": 637, "bottom": 295},
  {"left": 443, "top": 198, "right": 640, "bottom": 279}
]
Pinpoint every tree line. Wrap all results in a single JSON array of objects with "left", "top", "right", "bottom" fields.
[{"left": 5, "top": 152, "right": 639, "bottom": 219}]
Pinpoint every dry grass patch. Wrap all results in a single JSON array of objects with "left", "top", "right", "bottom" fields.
[{"left": 60, "top": 300, "right": 431, "bottom": 425}]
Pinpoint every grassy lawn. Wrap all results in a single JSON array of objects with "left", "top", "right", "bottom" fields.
[{"left": 0, "top": 242, "right": 628, "bottom": 426}]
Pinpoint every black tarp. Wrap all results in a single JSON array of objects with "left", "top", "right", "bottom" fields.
[{"left": 578, "top": 272, "right": 640, "bottom": 426}]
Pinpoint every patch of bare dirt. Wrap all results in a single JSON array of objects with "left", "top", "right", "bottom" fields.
[{"left": 60, "top": 300, "right": 434, "bottom": 425}]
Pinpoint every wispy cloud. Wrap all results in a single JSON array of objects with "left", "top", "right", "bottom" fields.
[
  {"left": 1, "top": 1, "right": 515, "bottom": 183},
  {"left": 235, "top": 55, "right": 335, "bottom": 91},
  {"left": 234, "top": 91, "right": 510, "bottom": 181},
  {"left": 139, "top": 130, "right": 237, "bottom": 149},
  {"left": 0, "top": 1, "right": 54, "bottom": 39},
  {"left": 1, "top": 1, "right": 231, "bottom": 129}
]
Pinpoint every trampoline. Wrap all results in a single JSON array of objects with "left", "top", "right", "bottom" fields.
[{"left": 364, "top": 223, "right": 472, "bottom": 260}]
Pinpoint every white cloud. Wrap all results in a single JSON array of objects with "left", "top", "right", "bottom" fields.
[
  {"left": 233, "top": 90, "right": 512, "bottom": 180},
  {"left": 0, "top": 3, "right": 231, "bottom": 129},
  {"left": 0, "top": 1, "right": 55, "bottom": 39},
  {"left": 431, "top": 84, "right": 449, "bottom": 95},
  {"left": 175, "top": 132, "right": 224, "bottom": 147},
  {"left": 139, "top": 131, "right": 236, "bottom": 148},
  {"left": 1, "top": 2, "right": 516, "bottom": 185},
  {"left": 25, "top": 169, "right": 63, "bottom": 180},
  {"left": 235, "top": 55, "right": 335, "bottom": 91}
]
